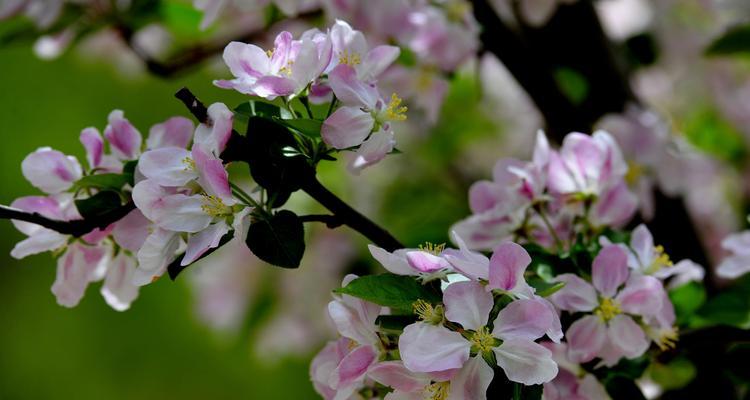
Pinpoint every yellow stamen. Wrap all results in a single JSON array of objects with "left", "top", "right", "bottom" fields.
[
  {"left": 200, "top": 194, "right": 232, "bottom": 217},
  {"left": 656, "top": 327, "right": 679, "bottom": 351},
  {"left": 470, "top": 326, "right": 496, "bottom": 354},
  {"left": 424, "top": 381, "right": 450, "bottom": 400},
  {"left": 625, "top": 162, "right": 644, "bottom": 185},
  {"left": 338, "top": 49, "right": 361, "bottom": 66},
  {"left": 266, "top": 49, "right": 274, "bottom": 58},
  {"left": 595, "top": 297, "right": 622, "bottom": 322},
  {"left": 385, "top": 93, "right": 408, "bottom": 121},
  {"left": 413, "top": 299, "right": 444, "bottom": 325},
  {"left": 182, "top": 156, "right": 196, "bottom": 171},
  {"left": 418, "top": 242, "right": 446, "bottom": 256},
  {"left": 279, "top": 60, "right": 294, "bottom": 76},
  {"left": 647, "top": 245, "right": 673, "bottom": 274}
]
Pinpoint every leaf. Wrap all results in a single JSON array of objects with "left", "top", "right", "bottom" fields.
[
  {"left": 273, "top": 117, "right": 322, "bottom": 138},
  {"left": 245, "top": 210, "right": 305, "bottom": 269},
  {"left": 554, "top": 67, "right": 589, "bottom": 105},
  {"left": 527, "top": 278, "right": 565, "bottom": 297},
  {"left": 669, "top": 282, "right": 706, "bottom": 325},
  {"left": 167, "top": 229, "right": 235, "bottom": 280},
  {"left": 648, "top": 358, "right": 696, "bottom": 391},
  {"left": 375, "top": 315, "right": 418, "bottom": 332},
  {"left": 705, "top": 23, "right": 750, "bottom": 56},
  {"left": 122, "top": 160, "right": 138, "bottom": 186},
  {"left": 74, "top": 191, "right": 122, "bottom": 220},
  {"left": 334, "top": 273, "right": 441, "bottom": 313},
  {"left": 74, "top": 173, "right": 131, "bottom": 192}
]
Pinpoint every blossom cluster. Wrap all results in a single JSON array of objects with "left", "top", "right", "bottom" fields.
[
  {"left": 309, "top": 129, "right": 705, "bottom": 399},
  {"left": 215, "top": 20, "right": 407, "bottom": 173},
  {"left": 10, "top": 106, "right": 251, "bottom": 310}
]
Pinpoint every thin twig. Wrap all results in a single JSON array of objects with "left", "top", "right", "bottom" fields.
[
  {"left": 0, "top": 202, "right": 135, "bottom": 237},
  {"left": 299, "top": 214, "right": 344, "bottom": 228}
]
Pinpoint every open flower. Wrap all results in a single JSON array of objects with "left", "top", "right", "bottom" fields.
[
  {"left": 215, "top": 30, "right": 332, "bottom": 100},
  {"left": 717, "top": 231, "right": 750, "bottom": 279},
  {"left": 549, "top": 245, "right": 666, "bottom": 366},
  {"left": 541, "top": 341, "right": 610, "bottom": 400},
  {"left": 369, "top": 359, "right": 491, "bottom": 400},
  {"left": 399, "top": 281, "right": 559, "bottom": 386},
  {"left": 368, "top": 242, "right": 453, "bottom": 281},
  {"left": 327, "top": 19, "right": 400, "bottom": 82}
]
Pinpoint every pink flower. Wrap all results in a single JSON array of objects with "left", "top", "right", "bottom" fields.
[
  {"left": 327, "top": 19, "right": 400, "bottom": 82},
  {"left": 541, "top": 342, "right": 610, "bottom": 400},
  {"left": 215, "top": 30, "right": 332, "bottom": 100},
  {"left": 21, "top": 147, "right": 82, "bottom": 194},
  {"left": 9, "top": 195, "right": 72, "bottom": 259},
  {"left": 549, "top": 245, "right": 666, "bottom": 366},
  {"left": 104, "top": 110, "right": 142, "bottom": 160},
  {"left": 368, "top": 243, "right": 453, "bottom": 281},
  {"left": 146, "top": 116, "right": 195, "bottom": 150},
  {"left": 399, "top": 281, "right": 560, "bottom": 386},
  {"left": 717, "top": 231, "right": 750, "bottom": 279},
  {"left": 51, "top": 242, "right": 109, "bottom": 308},
  {"left": 369, "top": 359, "right": 492, "bottom": 400}
]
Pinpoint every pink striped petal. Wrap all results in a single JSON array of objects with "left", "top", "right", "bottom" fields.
[
  {"left": 192, "top": 145, "right": 233, "bottom": 202},
  {"left": 112, "top": 209, "right": 151, "bottom": 251},
  {"left": 493, "top": 338, "right": 558, "bottom": 385},
  {"left": 592, "top": 245, "right": 629, "bottom": 297},
  {"left": 104, "top": 110, "right": 142, "bottom": 160},
  {"left": 21, "top": 147, "right": 82, "bottom": 193},
  {"left": 330, "top": 345, "right": 377, "bottom": 389},
  {"left": 322, "top": 106, "right": 374, "bottom": 149},
  {"left": 182, "top": 221, "right": 230, "bottom": 266},
  {"left": 449, "top": 356, "right": 494, "bottom": 400},
  {"left": 488, "top": 242, "right": 531, "bottom": 292},
  {"left": 147, "top": 116, "right": 194, "bottom": 149},
  {"left": 101, "top": 253, "right": 139, "bottom": 311},
  {"left": 399, "top": 323, "right": 470, "bottom": 373},
  {"left": 444, "top": 281, "right": 493, "bottom": 330},
  {"left": 565, "top": 315, "right": 606, "bottom": 363},
  {"left": 549, "top": 274, "right": 598, "bottom": 312},
  {"left": 80, "top": 127, "right": 104, "bottom": 169},
  {"left": 614, "top": 274, "right": 664, "bottom": 317}
]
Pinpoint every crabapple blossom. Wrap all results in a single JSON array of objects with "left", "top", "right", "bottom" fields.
[
  {"left": 716, "top": 231, "right": 750, "bottom": 279},
  {"left": 368, "top": 359, "right": 492, "bottom": 400},
  {"left": 549, "top": 245, "right": 669, "bottom": 366},
  {"left": 541, "top": 341, "right": 610, "bottom": 400},
  {"left": 399, "top": 281, "right": 560, "bottom": 386}
]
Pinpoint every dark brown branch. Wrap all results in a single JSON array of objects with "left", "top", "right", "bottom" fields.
[
  {"left": 175, "top": 87, "right": 405, "bottom": 251},
  {"left": 0, "top": 202, "right": 135, "bottom": 237}
]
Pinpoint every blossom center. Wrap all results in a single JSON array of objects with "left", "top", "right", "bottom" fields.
[
  {"left": 182, "top": 156, "right": 196, "bottom": 171},
  {"left": 200, "top": 195, "right": 233, "bottom": 217},
  {"left": 424, "top": 381, "right": 450, "bottom": 400},
  {"left": 655, "top": 327, "right": 679, "bottom": 351},
  {"left": 384, "top": 93, "right": 408, "bottom": 122},
  {"left": 647, "top": 245, "right": 673, "bottom": 273},
  {"left": 338, "top": 49, "right": 361, "bottom": 66},
  {"left": 625, "top": 162, "right": 644, "bottom": 185},
  {"left": 418, "top": 242, "right": 446, "bottom": 256},
  {"left": 413, "top": 299, "right": 444, "bottom": 324},
  {"left": 595, "top": 297, "right": 621, "bottom": 322},
  {"left": 470, "top": 326, "right": 496, "bottom": 354}
]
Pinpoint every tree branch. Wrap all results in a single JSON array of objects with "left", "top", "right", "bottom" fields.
[
  {"left": 299, "top": 214, "right": 344, "bottom": 229},
  {"left": 0, "top": 202, "right": 135, "bottom": 237},
  {"left": 174, "top": 87, "right": 405, "bottom": 251}
]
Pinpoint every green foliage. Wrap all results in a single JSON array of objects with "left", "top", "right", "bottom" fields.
[
  {"left": 274, "top": 118, "right": 323, "bottom": 139},
  {"left": 648, "top": 357, "right": 696, "bottom": 391},
  {"left": 527, "top": 278, "right": 565, "bottom": 297},
  {"left": 706, "top": 23, "right": 750, "bottom": 56},
  {"left": 245, "top": 210, "right": 305, "bottom": 269},
  {"left": 74, "top": 191, "right": 122, "bottom": 220},
  {"left": 334, "top": 274, "right": 442, "bottom": 313},
  {"left": 160, "top": 0, "right": 205, "bottom": 38},
  {"left": 74, "top": 173, "right": 132, "bottom": 192},
  {"left": 669, "top": 281, "right": 706, "bottom": 326},
  {"left": 554, "top": 67, "right": 589, "bottom": 105},
  {"left": 681, "top": 107, "right": 747, "bottom": 167}
]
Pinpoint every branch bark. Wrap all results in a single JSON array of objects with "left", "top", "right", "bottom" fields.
[
  {"left": 0, "top": 202, "right": 135, "bottom": 237},
  {"left": 174, "top": 87, "right": 405, "bottom": 251}
]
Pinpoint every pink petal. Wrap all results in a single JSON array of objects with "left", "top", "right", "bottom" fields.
[
  {"left": 361, "top": 45, "right": 400, "bottom": 81},
  {"left": 548, "top": 274, "right": 598, "bottom": 312},
  {"left": 131, "top": 179, "right": 170, "bottom": 221},
  {"left": 252, "top": 75, "right": 297, "bottom": 99},
  {"left": 80, "top": 127, "right": 104, "bottom": 169},
  {"left": 112, "top": 209, "right": 151, "bottom": 252},
  {"left": 630, "top": 224, "right": 655, "bottom": 269},
  {"left": 406, "top": 250, "right": 449, "bottom": 273},
  {"left": 532, "top": 130, "right": 550, "bottom": 168},
  {"left": 493, "top": 338, "right": 558, "bottom": 385},
  {"left": 152, "top": 194, "right": 213, "bottom": 233},
  {"left": 444, "top": 231, "right": 490, "bottom": 281},
  {"left": 488, "top": 241, "right": 531, "bottom": 292},
  {"left": 368, "top": 361, "right": 429, "bottom": 392},
  {"left": 607, "top": 314, "right": 649, "bottom": 359},
  {"left": 468, "top": 181, "right": 503, "bottom": 213},
  {"left": 328, "top": 64, "right": 380, "bottom": 107},
  {"left": 133, "top": 228, "right": 180, "bottom": 286},
  {"left": 11, "top": 230, "right": 68, "bottom": 259},
  {"left": 591, "top": 181, "right": 637, "bottom": 227},
  {"left": 444, "top": 281, "right": 493, "bottom": 331},
  {"left": 100, "top": 253, "right": 139, "bottom": 311},
  {"left": 21, "top": 147, "right": 82, "bottom": 193},
  {"left": 348, "top": 131, "right": 396, "bottom": 173},
  {"left": 138, "top": 147, "right": 195, "bottom": 187},
  {"left": 592, "top": 245, "right": 629, "bottom": 297},
  {"left": 10, "top": 195, "right": 64, "bottom": 235},
  {"left": 221, "top": 41, "right": 269, "bottom": 80},
  {"left": 566, "top": 315, "right": 607, "bottom": 363},
  {"left": 182, "top": 221, "right": 230, "bottom": 266},
  {"left": 399, "top": 323, "right": 470, "bottom": 372},
  {"left": 330, "top": 345, "right": 377, "bottom": 389},
  {"left": 194, "top": 102, "right": 233, "bottom": 155},
  {"left": 449, "top": 356, "right": 494, "bottom": 400},
  {"left": 328, "top": 299, "right": 380, "bottom": 346},
  {"left": 321, "top": 106, "right": 374, "bottom": 149},
  {"left": 614, "top": 274, "right": 664, "bottom": 317},
  {"left": 104, "top": 110, "right": 142, "bottom": 160},
  {"left": 52, "top": 244, "right": 109, "bottom": 308},
  {"left": 192, "top": 145, "right": 233, "bottom": 201},
  {"left": 368, "top": 245, "right": 415, "bottom": 275},
  {"left": 146, "top": 116, "right": 194, "bottom": 150},
  {"left": 492, "top": 298, "right": 555, "bottom": 341}
]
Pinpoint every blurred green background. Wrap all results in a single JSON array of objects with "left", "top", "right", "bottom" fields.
[{"left": 0, "top": 45, "right": 318, "bottom": 399}]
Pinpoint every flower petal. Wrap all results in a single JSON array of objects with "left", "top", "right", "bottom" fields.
[
  {"left": 492, "top": 297, "right": 556, "bottom": 341},
  {"left": 406, "top": 250, "right": 450, "bottom": 273},
  {"left": 548, "top": 274, "right": 598, "bottom": 312},
  {"left": 221, "top": 41, "right": 269, "bottom": 80},
  {"left": 322, "top": 106, "right": 374, "bottom": 149},
  {"left": 449, "top": 356, "right": 494, "bottom": 400},
  {"left": 488, "top": 241, "right": 531, "bottom": 292},
  {"left": 368, "top": 361, "right": 430, "bottom": 392},
  {"left": 112, "top": 209, "right": 151, "bottom": 252},
  {"left": 138, "top": 147, "right": 196, "bottom": 187},
  {"left": 399, "top": 322, "right": 470, "bottom": 373},
  {"left": 80, "top": 127, "right": 104, "bottom": 169},
  {"left": 147, "top": 116, "right": 194, "bottom": 150},
  {"left": 444, "top": 281, "right": 493, "bottom": 330},
  {"left": 360, "top": 45, "right": 400, "bottom": 81},
  {"left": 614, "top": 274, "right": 664, "bottom": 317},
  {"left": 104, "top": 110, "right": 142, "bottom": 160},
  {"left": 592, "top": 245, "right": 629, "bottom": 297},
  {"left": 348, "top": 131, "right": 396, "bottom": 173},
  {"left": 328, "top": 64, "right": 380, "bottom": 107},
  {"left": 133, "top": 228, "right": 180, "bottom": 286},
  {"left": 607, "top": 314, "right": 649, "bottom": 360},
  {"left": 182, "top": 221, "right": 230, "bottom": 266},
  {"left": 444, "top": 231, "right": 490, "bottom": 281},
  {"left": 330, "top": 345, "right": 377, "bottom": 390},
  {"left": 493, "top": 338, "right": 558, "bottom": 385},
  {"left": 565, "top": 315, "right": 606, "bottom": 363},
  {"left": 368, "top": 245, "right": 416, "bottom": 276},
  {"left": 21, "top": 147, "right": 82, "bottom": 193},
  {"left": 194, "top": 103, "right": 233, "bottom": 155},
  {"left": 192, "top": 145, "right": 233, "bottom": 201},
  {"left": 100, "top": 253, "right": 139, "bottom": 311},
  {"left": 152, "top": 194, "right": 212, "bottom": 233}
]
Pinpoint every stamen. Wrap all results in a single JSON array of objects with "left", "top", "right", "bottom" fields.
[
  {"left": 338, "top": 49, "right": 361, "bottom": 66},
  {"left": 625, "top": 162, "right": 644, "bottom": 185},
  {"left": 418, "top": 242, "right": 446, "bottom": 256},
  {"left": 470, "top": 326, "right": 496, "bottom": 354},
  {"left": 413, "top": 299, "right": 444, "bottom": 325},
  {"left": 200, "top": 194, "right": 232, "bottom": 217},
  {"left": 385, "top": 93, "right": 408, "bottom": 121},
  {"left": 182, "top": 156, "right": 196, "bottom": 171},
  {"left": 595, "top": 297, "right": 622, "bottom": 322},
  {"left": 656, "top": 327, "right": 679, "bottom": 351},
  {"left": 424, "top": 381, "right": 450, "bottom": 400},
  {"left": 648, "top": 245, "right": 673, "bottom": 273}
]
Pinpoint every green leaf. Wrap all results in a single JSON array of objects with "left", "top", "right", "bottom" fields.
[
  {"left": 74, "top": 191, "right": 122, "bottom": 220},
  {"left": 375, "top": 314, "right": 418, "bottom": 332},
  {"left": 74, "top": 173, "right": 131, "bottom": 192},
  {"left": 167, "top": 229, "right": 235, "bottom": 280},
  {"left": 669, "top": 282, "right": 706, "bottom": 325},
  {"left": 697, "top": 287, "right": 750, "bottom": 328},
  {"left": 245, "top": 210, "right": 305, "bottom": 269},
  {"left": 648, "top": 357, "right": 696, "bottom": 391},
  {"left": 273, "top": 117, "right": 322, "bottom": 138},
  {"left": 334, "top": 273, "right": 442, "bottom": 313},
  {"left": 706, "top": 23, "right": 750, "bottom": 56},
  {"left": 554, "top": 67, "right": 589, "bottom": 105},
  {"left": 527, "top": 278, "right": 565, "bottom": 297}
]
